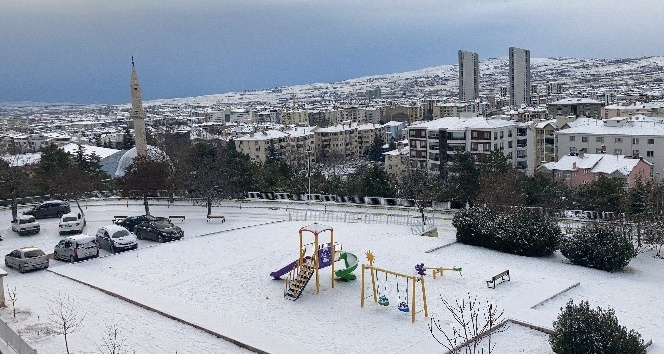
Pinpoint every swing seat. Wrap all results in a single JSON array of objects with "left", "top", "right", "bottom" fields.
[
  {"left": 378, "top": 295, "right": 390, "bottom": 306},
  {"left": 398, "top": 302, "right": 410, "bottom": 312}
]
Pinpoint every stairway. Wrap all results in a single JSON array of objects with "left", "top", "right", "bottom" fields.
[{"left": 284, "top": 259, "right": 316, "bottom": 301}]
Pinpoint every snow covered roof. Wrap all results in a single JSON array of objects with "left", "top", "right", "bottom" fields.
[
  {"left": 557, "top": 117, "right": 664, "bottom": 136},
  {"left": 550, "top": 98, "right": 604, "bottom": 105},
  {"left": 544, "top": 153, "right": 647, "bottom": 176},
  {"left": 1, "top": 153, "right": 41, "bottom": 167},
  {"left": 115, "top": 145, "right": 170, "bottom": 177},
  {"left": 383, "top": 147, "right": 409, "bottom": 156},
  {"left": 409, "top": 117, "right": 517, "bottom": 131},
  {"left": 61, "top": 143, "right": 121, "bottom": 159},
  {"left": 299, "top": 222, "right": 333, "bottom": 234}
]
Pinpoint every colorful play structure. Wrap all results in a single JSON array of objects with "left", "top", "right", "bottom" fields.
[
  {"left": 360, "top": 251, "right": 429, "bottom": 323},
  {"left": 415, "top": 263, "right": 463, "bottom": 279},
  {"left": 270, "top": 223, "right": 358, "bottom": 301}
]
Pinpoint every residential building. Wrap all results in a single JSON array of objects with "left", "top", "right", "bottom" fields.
[
  {"left": 555, "top": 115, "right": 664, "bottom": 181},
  {"left": 280, "top": 109, "right": 308, "bottom": 126},
  {"left": 383, "top": 140, "right": 409, "bottom": 177},
  {"left": 432, "top": 103, "right": 474, "bottom": 118},
  {"left": 537, "top": 150, "right": 653, "bottom": 188},
  {"left": 548, "top": 98, "right": 604, "bottom": 118},
  {"left": 458, "top": 50, "right": 480, "bottom": 102},
  {"left": 509, "top": 47, "right": 531, "bottom": 107},
  {"left": 234, "top": 127, "right": 315, "bottom": 165},
  {"left": 603, "top": 102, "right": 664, "bottom": 119}
]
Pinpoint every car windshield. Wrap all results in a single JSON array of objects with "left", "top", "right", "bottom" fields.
[
  {"left": 20, "top": 217, "right": 36, "bottom": 224},
  {"left": 24, "top": 250, "right": 46, "bottom": 258},
  {"left": 153, "top": 220, "right": 174, "bottom": 229},
  {"left": 62, "top": 216, "right": 77, "bottom": 222},
  {"left": 112, "top": 230, "right": 130, "bottom": 238}
]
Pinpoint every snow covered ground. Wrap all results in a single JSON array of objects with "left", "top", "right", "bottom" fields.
[{"left": 0, "top": 200, "right": 661, "bottom": 353}]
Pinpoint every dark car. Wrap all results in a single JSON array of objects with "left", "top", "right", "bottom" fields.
[
  {"left": 23, "top": 200, "right": 71, "bottom": 219},
  {"left": 113, "top": 215, "right": 168, "bottom": 232},
  {"left": 134, "top": 219, "right": 184, "bottom": 243}
]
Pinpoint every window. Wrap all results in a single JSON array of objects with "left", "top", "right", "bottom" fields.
[
  {"left": 633, "top": 138, "right": 640, "bottom": 144},
  {"left": 596, "top": 137, "right": 604, "bottom": 143},
  {"left": 648, "top": 138, "right": 655, "bottom": 144},
  {"left": 508, "top": 141, "right": 513, "bottom": 148},
  {"left": 564, "top": 172, "right": 571, "bottom": 179},
  {"left": 569, "top": 136, "right": 575, "bottom": 142},
  {"left": 508, "top": 130, "right": 513, "bottom": 138},
  {"left": 500, "top": 131, "right": 504, "bottom": 139},
  {"left": 647, "top": 151, "right": 654, "bottom": 157},
  {"left": 582, "top": 136, "right": 588, "bottom": 142},
  {"left": 615, "top": 137, "right": 622, "bottom": 143}
]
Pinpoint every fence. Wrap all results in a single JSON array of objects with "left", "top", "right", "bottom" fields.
[
  {"left": 0, "top": 317, "right": 37, "bottom": 354},
  {"left": 288, "top": 208, "right": 435, "bottom": 228}
]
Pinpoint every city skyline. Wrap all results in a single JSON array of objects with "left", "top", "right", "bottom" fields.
[{"left": 2, "top": 0, "right": 664, "bottom": 104}]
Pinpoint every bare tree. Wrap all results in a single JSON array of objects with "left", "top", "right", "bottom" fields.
[
  {"left": 6, "top": 285, "right": 17, "bottom": 318},
  {"left": 49, "top": 292, "right": 85, "bottom": 354},
  {"left": 97, "top": 322, "right": 135, "bottom": 354},
  {"left": 429, "top": 292, "right": 506, "bottom": 354}
]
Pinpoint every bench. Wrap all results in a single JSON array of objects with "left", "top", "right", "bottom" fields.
[
  {"left": 486, "top": 270, "right": 510, "bottom": 289},
  {"left": 169, "top": 215, "right": 186, "bottom": 222},
  {"left": 206, "top": 215, "right": 226, "bottom": 223},
  {"left": 113, "top": 216, "right": 127, "bottom": 222}
]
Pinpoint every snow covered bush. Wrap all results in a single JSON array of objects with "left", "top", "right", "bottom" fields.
[
  {"left": 452, "top": 206, "right": 498, "bottom": 249},
  {"left": 453, "top": 206, "right": 560, "bottom": 257},
  {"left": 550, "top": 300, "right": 646, "bottom": 354},
  {"left": 561, "top": 223, "right": 636, "bottom": 272},
  {"left": 497, "top": 207, "right": 561, "bottom": 257}
]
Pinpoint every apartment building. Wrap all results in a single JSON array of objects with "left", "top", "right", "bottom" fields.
[
  {"left": 458, "top": 50, "right": 480, "bottom": 102},
  {"left": 356, "top": 123, "right": 386, "bottom": 157},
  {"left": 509, "top": 47, "right": 531, "bottom": 107},
  {"left": 407, "top": 117, "right": 519, "bottom": 175},
  {"left": 603, "top": 102, "right": 664, "bottom": 119},
  {"left": 555, "top": 115, "right": 664, "bottom": 181},
  {"left": 234, "top": 127, "right": 315, "bottom": 165},
  {"left": 526, "top": 119, "right": 557, "bottom": 176},
  {"left": 548, "top": 98, "right": 604, "bottom": 118},
  {"left": 280, "top": 109, "right": 308, "bottom": 126},
  {"left": 538, "top": 150, "right": 653, "bottom": 188},
  {"left": 383, "top": 141, "right": 409, "bottom": 177},
  {"left": 432, "top": 103, "right": 474, "bottom": 118}
]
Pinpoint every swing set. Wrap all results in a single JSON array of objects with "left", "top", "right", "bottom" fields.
[{"left": 360, "top": 251, "right": 428, "bottom": 323}]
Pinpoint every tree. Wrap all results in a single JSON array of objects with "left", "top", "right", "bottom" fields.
[
  {"left": 560, "top": 223, "right": 636, "bottom": 272},
  {"left": 35, "top": 143, "right": 78, "bottom": 197},
  {"left": 550, "top": 300, "right": 645, "bottom": 354},
  {"left": 395, "top": 168, "right": 443, "bottom": 225},
  {"left": 521, "top": 175, "right": 573, "bottom": 210},
  {"left": 97, "top": 323, "right": 135, "bottom": 354},
  {"left": 429, "top": 292, "right": 506, "bottom": 354},
  {"left": 121, "top": 129, "right": 135, "bottom": 150},
  {"left": 476, "top": 151, "right": 525, "bottom": 209},
  {"left": 49, "top": 292, "right": 85, "bottom": 354},
  {"left": 366, "top": 135, "right": 386, "bottom": 162},
  {"left": 117, "top": 155, "right": 173, "bottom": 215},
  {"left": 445, "top": 152, "right": 479, "bottom": 207},
  {"left": 6, "top": 285, "right": 17, "bottom": 318},
  {"left": 266, "top": 143, "right": 280, "bottom": 164},
  {"left": 0, "top": 158, "right": 32, "bottom": 222},
  {"left": 575, "top": 175, "right": 625, "bottom": 212}
]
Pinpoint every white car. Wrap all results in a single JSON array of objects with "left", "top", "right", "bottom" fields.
[
  {"left": 59, "top": 212, "right": 86, "bottom": 235},
  {"left": 5, "top": 247, "right": 49, "bottom": 273},
  {"left": 11, "top": 215, "right": 40, "bottom": 236},
  {"left": 95, "top": 225, "right": 138, "bottom": 254}
]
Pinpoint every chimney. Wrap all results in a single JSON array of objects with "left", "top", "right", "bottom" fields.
[
  {"left": 578, "top": 148, "right": 585, "bottom": 159},
  {"left": 573, "top": 162, "right": 577, "bottom": 170}
]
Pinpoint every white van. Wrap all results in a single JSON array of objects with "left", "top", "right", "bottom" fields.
[{"left": 53, "top": 234, "right": 99, "bottom": 262}]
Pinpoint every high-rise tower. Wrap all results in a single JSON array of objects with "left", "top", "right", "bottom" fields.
[
  {"left": 508, "top": 47, "right": 531, "bottom": 107},
  {"left": 458, "top": 50, "right": 479, "bottom": 102},
  {"left": 130, "top": 58, "right": 147, "bottom": 157}
]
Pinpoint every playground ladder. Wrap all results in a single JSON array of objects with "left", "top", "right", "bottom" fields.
[{"left": 284, "top": 258, "right": 316, "bottom": 301}]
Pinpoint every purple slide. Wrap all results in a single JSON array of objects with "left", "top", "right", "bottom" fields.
[{"left": 271, "top": 247, "right": 333, "bottom": 279}]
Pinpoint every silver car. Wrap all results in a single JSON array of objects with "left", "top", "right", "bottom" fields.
[
  {"left": 5, "top": 247, "right": 50, "bottom": 273},
  {"left": 95, "top": 225, "right": 138, "bottom": 254},
  {"left": 54, "top": 234, "right": 99, "bottom": 262}
]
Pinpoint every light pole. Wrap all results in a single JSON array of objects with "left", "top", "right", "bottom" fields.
[{"left": 307, "top": 149, "right": 313, "bottom": 202}]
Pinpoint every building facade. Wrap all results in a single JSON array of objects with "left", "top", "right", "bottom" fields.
[
  {"left": 458, "top": 50, "right": 480, "bottom": 102},
  {"left": 508, "top": 47, "right": 531, "bottom": 107}
]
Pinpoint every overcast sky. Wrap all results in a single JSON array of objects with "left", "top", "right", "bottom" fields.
[{"left": 2, "top": 0, "right": 663, "bottom": 104}]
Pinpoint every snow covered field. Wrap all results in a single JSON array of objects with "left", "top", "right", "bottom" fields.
[{"left": 0, "top": 200, "right": 661, "bottom": 353}]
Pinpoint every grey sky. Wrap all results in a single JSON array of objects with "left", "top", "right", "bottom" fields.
[{"left": 1, "top": 0, "right": 663, "bottom": 104}]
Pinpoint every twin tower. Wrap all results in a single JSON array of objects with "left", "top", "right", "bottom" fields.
[{"left": 458, "top": 47, "right": 531, "bottom": 107}]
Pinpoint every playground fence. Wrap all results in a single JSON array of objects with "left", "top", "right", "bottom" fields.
[{"left": 288, "top": 208, "right": 435, "bottom": 227}]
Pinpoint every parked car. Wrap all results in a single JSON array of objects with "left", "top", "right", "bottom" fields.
[
  {"left": 113, "top": 215, "right": 169, "bottom": 232},
  {"left": 5, "top": 247, "right": 49, "bottom": 273},
  {"left": 134, "top": 219, "right": 184, "bottom": 243},
  {"left": 95, "top": 225, "right": 138, "bottom": 254},
  {"left": 11, "top": 215, "right": 40, "bottom": 236},
  {"left": 54, "top": 234, "right": 99, "bottom": 262},
  {"left": 59, "top": 212, "right": 86, "bottom": 235},
  {"left": 23, "top": 200, "right": 71, "bottom": 219}
]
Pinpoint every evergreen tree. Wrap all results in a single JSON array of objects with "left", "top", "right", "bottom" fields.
[
  {"left": 366, "top": 135, "right": 386, "bottom": 162},
  {"left": 575, "top": 175, "right": 625, "bottom": 212},
  {"left": 266, "top": 143, "right": 280, "bottom": 164},
  {"left": 445, "top": 152, "right": 479, "bottom": 206},
  {"left": 121, "top": 129, "right": 135, "bottom": 150}
]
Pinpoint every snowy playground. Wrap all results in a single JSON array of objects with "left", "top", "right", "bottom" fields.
[{"left": 0, "top": 200, "right": 662, "bottom": 353}]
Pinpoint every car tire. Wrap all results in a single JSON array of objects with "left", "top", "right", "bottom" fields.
[
  {"left": 158, "top": 235, "right": 164, "bottom": 243},
  {"left": 111, "top": 245, "right": 116, "bottom": 254},
  {"left": 136, "top": 230, "right": 142, "bottom": 240},
  {"left": 18, "top": 265, "right": 25, "bottom": 273},
  {"left": 69, "top": 255, "right": 75, "bottom": 263},
  {"left": 4, "top": 260, "right": 9, "bottom": 267}
]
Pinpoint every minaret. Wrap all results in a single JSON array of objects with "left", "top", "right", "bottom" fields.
[{"left": 130, "top": 57, "right": 148, "bottom": 157}]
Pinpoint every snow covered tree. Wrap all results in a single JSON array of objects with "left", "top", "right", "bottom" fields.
[
  {"left": 550, "top": 300, "right": 645, "bottom": 354},
  {"left": 445, "top": 152, "right": 479, "bottom": 207},
  {"left": 117, "top": 155, "right": 173, "bottom": 215},
  {"left": 49, "top": 292, "right": 85, "bottom": 354},
  {"left": 561, "top": 223, "right": 636, "bottom": 272},
  {"left": 575, "top": 175, "right": 625, "bottom": 212},
  {"left": 497, "top": 207, "right": 561, "bottom": 257},
  {"left": 97, "top": 323, "right": 135, "bottom": 354},
  {"left": 0, "top": 158, "right": 32, "bottom": 222}
]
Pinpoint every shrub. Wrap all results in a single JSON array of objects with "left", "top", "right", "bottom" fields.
[
  {"left": 550, "top": 300, "right": 645, "bottom": 354},
  {"left": 498, "top": 208, "right": 561, "bottom": 257},
  {"left": 561, "top": 223, "right": 636, "bottom": 272},
  {"left": 452, "top": 206, "right": 497, "bottom": 248}
]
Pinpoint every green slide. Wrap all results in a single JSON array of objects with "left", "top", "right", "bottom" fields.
[{"left": 335, "top": 252, "right": 358, "bottom": 281}]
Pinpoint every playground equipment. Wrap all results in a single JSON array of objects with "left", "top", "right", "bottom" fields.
[
  {"left": 271, "top": 223, "right": 358, "bottom": 300},
  {"left": 361, "top": 251, "right": 428, "bottom": 323},
  {"left": 415, "top": 263, "right": 462, "bottom": 279}
]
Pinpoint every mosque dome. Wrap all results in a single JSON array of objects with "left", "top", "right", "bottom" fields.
[{"left": 114, "top": 145, "right": 170, "bottom": 177}]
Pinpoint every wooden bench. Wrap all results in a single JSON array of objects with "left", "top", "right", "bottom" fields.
[
  {"left": 486, "top": 270, "right": 510, "bottom": 289},
  {"left": 206, "top": 215, "right": 226, "bottom": 223},
  {"left": 169, "top": 215, "right": 186, "bottom": 222}
]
